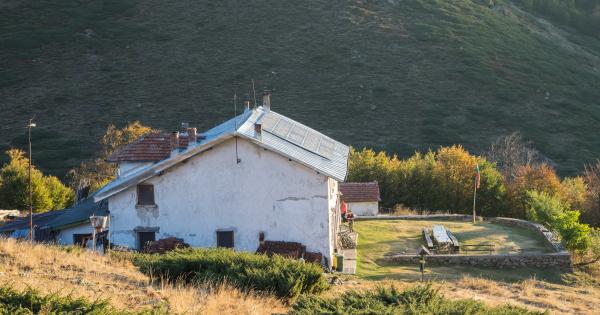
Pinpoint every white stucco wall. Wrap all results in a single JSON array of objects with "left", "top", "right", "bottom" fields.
[
  {"left": 55, "top": 223, "right": 94, "bottom": 245},
  {"left": 347, "top": 201, "right": 379, "bottom": 216},
  {"left": 108, "top": 138, "right": 337, "bottom": 266}
]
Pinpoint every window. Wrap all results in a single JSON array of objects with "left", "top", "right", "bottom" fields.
[
  {"left": 216, "top": 231, "right": 234, "bottom": 248},
  {"left": 137, "top": 184, "right": 155, "bottom": 206},
  {"left": 138, "top": 231, "right": 156, "bottom": 251}
]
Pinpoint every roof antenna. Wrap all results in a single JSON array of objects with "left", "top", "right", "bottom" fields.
[
  {"left": 234, "top": 92, "right": 241, "bottom": 164},
  {"left": 251, "top": 79, "right": 257, "bottom": 108}
]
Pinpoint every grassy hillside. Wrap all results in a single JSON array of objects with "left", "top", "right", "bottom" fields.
[
  {"left": 2, "top": 237, "right": 600, "bottom": 313},
  {"left": 1, "top": 0, "right": 599, "bottom": 177}
]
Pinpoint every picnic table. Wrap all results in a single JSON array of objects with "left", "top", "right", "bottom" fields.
[{"left": 432, "top": 225, "right": 453, "bottom": 252}]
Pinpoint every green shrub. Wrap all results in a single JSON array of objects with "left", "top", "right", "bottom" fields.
[
  {"left": 525, "top": 190, "right": 591, "bottom": 252},
  {"left": 133, "top": 248, "right": 328, "bottom": 301},
  {"left": 289, "top": 284, "right": 541, "bottom": 315},
  {"left": 0, "top": 286, "right": 123, "bottom": 314}
]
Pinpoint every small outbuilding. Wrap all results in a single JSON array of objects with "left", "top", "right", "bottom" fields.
[
  {"left": 0, "top": 196, "right": 108, "bottom": 249},
  {"left": 339, "top": 181, "right": 380, "bottom": 216}
]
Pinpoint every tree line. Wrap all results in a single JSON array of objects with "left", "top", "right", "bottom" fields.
[{"left": 348, "top": 132, "right": 600, "bottom": 253}]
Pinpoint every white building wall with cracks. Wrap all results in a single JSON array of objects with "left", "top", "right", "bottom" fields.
[{"left": 108, "top": 138, "right": 338, "bottom": 266}]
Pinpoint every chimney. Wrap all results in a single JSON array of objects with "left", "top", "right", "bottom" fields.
[
  {"left": 180, "top": 122, "right": 189, "bottom": 133},
  {"left": 243, "top": 94, "right": 252, "bottom": 112},
  {"left": 262, "top": 90, "right": 271, "bottom": 112},
  {"left": 187, "top": 127, "right": 197, "bottom": 143},
  {"left": 170, "top": 131, "right": 180, "bottom": 151}
]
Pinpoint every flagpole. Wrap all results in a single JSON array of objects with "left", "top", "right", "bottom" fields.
[
  {"left": 472, "top": 164, "right": 479, "bottom": 224},
  {"left": 472, "top": 179, "right": 477, "bottom": 224}
]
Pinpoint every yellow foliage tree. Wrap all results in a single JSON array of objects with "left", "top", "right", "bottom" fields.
[
  {"left": 508, "top": 164, "right": 563, "bottom": 218},
  {"left": 68, "top": 121, "right": 153, "bottom": 192}
]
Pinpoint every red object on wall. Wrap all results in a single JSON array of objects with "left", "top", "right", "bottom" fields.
[{"left": 341, "top": 201, "right": 347, "bottom": 214}]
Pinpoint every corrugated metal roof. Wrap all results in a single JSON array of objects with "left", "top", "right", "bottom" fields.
[
  {"left": 0, "top": 196, "right": 108, "bottom": 233},
  {"left": 94, "top": 107, "right": 349, "bottom": 202},
  {"left": 238, "top": 107, "right": 349, "bottom": 182}
]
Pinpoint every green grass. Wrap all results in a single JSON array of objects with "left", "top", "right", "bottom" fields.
[
  {"left": 1, "top": 0, "right": 599, "bottom": 177},
  {"left": 354, "top": 219, "right": 565, "bottom": 282}
]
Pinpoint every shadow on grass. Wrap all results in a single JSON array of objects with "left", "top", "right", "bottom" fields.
[{"left": 359, "top": 261, "right": 569, "bottom": 284}]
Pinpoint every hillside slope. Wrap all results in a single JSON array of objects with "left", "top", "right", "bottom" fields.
[
  {"left": 0, "top": 238, "right": 285, "bottom": 313},
  {"left": 1, "top": 0, "right": 599, "bottom": 176},
  {"left": 1, "top": 238, "right": 600, "bottom": 313}
]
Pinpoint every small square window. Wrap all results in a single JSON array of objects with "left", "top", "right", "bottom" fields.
[
  {"left": 137, "top": 184, "right": 155, "bottom": 206},
  {"left": 216, "top": 231, "right": 234, "bottom": 248}
]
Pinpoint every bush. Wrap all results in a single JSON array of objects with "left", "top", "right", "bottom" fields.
[
  {"left": 290, "top": 284, "right": 540, "bottom": 314},
  {"left": 525, "top": 190, "right": 591, "bottom": 252},
  {"left": 0, "top": 285, "right": 127, "bottom": 314},
  {"left": 133, "top": 248, "right": 328, "bottom": 301}
]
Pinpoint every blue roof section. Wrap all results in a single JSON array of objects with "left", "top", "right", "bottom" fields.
[
  {"left": 94, "top": 107, "right": 349, "bottom": 202},
  {"left": 0, "top": 196, "right": 108, "bottom": 233}
]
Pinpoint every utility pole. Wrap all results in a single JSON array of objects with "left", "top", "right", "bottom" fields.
[{"left": 28, "top": 118, "right": 36, "bottom": 245}]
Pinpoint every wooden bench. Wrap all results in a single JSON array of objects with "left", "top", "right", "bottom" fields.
[
  {"left": 422, "top": 228, "right": 434, "bottom": 250},
  {"left": 446, "top": 230, "right": 460, "bottom": 253}
]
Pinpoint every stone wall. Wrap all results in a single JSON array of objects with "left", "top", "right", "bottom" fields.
[
  {"left": 358, "top": 214, "right": 573, "bottom": 269},
  {"left": 383, "top": 252, "right": 572, "bottom": 269},
  {"left": 489, "top": 217, "right": 565, "bottom": 252},
  {"left": 355, "top": 214, "right": 478, "bottom": 222}
]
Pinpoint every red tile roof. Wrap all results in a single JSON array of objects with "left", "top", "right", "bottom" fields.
[
  {"left": 107, "top": 133, "right": 173, "bottom": 162},
  {"left": 339, "top": 181, "right": 380, "bottom": 203}
]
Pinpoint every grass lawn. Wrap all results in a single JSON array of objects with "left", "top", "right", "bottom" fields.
[{"left": 354, "top": 219, "right": 565, "bottom": 283}]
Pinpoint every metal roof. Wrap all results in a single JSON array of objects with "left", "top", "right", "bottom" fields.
[
  {"left": 94, "top": 106, "right": 349, "bottom": 202},
  {"left": 0, "top": 197, "right": 108, "bottom": 233}
]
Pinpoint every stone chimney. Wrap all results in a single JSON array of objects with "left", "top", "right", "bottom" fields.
[
  {"left": 262, "top": 90, "right": 271, "bottom": 112},
  {"left": 170, "top": 131, "right": 180, "bottom": 151},
  {"left": 187, "top": 127, "right": 197, "bottom": 143}
]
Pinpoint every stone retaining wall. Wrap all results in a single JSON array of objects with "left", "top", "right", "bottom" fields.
[
  {"left": 355, "top": 214, "right": 478, "bottom": 222},
  {"left": 489, "top": 217, "right": 565, "bottom": 252},
  {"left": 356, "top": 214, "right": 573, "bottom": 269},
  {"left": 383, "top": 252, "right": 572, "bottom": 269}
]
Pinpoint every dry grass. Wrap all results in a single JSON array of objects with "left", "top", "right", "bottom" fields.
[
  {"left": 0, "top": 237, "right": 286, "bottom": 314},
  {"left": 3, "top": 236, "right": 599, "bottom": 314},
  {"left": 327, "top": 274, "right": 600, "bottom": 314}
]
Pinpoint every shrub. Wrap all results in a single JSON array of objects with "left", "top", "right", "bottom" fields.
[
  {"left": 133, "top": 247, "right": 328, "bottom": 301},
  {"left": 525, "top": 190, "right": 591, "bottom": 252},
  {"left": 289, "top": 284, "right": 540, "bottom": 314},
  {"left": 0, "top": 285, "right": 128, "bottom": 314}
]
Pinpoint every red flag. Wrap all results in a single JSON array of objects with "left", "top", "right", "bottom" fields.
[{"left": 474, "top": 164, "right": 481, "bottom": 189}]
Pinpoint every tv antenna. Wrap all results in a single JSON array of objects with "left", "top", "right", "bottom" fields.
[
  {"left": 251, "top": 79, "right": 257, "bottom": 108},
  {"left": 233, "top": 92, "right": 241, "bottom": 164}
]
